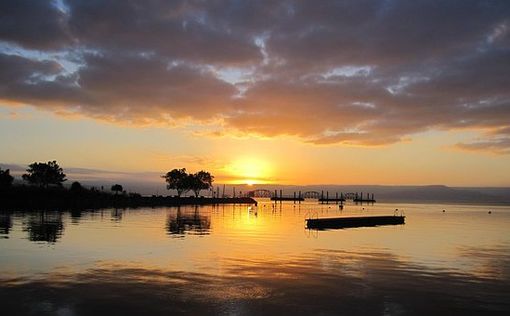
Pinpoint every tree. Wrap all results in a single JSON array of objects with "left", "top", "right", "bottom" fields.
[
  {"left": 22, "top": 161, "right": 66, "bottom": 187},
  {"left": 0, "top": 168, "right": 14, "bottom": 188},
  {"left": 111, "top": 184, "right": 123, "bottom": 195},
  {"left": 70, "top": 181, "right": 83, "bottom": 192},
  {"left": 189, "top": 171, "right": 214, "bottom": 197},
  {"left": 162, "top": 168, "right": 190, "bottom": 197}
]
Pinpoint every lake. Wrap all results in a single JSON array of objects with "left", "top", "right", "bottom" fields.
[{"left": 1, "top": 201, "right": 509, "bottom": 315}]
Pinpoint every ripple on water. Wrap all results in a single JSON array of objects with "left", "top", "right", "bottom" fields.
[{"left": 1, "top": 203, "right": 510, "bottom": 315}]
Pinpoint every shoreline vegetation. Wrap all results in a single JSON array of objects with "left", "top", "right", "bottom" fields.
[
  {"left": 0, "top": 186, "right": 257, "bottom": 211},
  {"left": 0, "top": 162, "right": 256, "bottom": 212}
]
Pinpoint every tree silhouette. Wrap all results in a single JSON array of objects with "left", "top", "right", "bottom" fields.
[
  {"left": 70, "top": 181, "right": 83, "bottom": 192},
  {"left": 0, "top": 168, "right": 14, "bottom": 188},
  {"left": 162, "top": 168, "right": 215, "bottom": 197},
  {"left": 111, "top": 184, "right": 123, "bottom": 195},
  {"left": 22, "top": 161, "right": 66, "bottom": 187},
  {"left": 189, "top": 171, "right": 214, "bottom": 197},
  {"left": 162, "top": 168, "right": 190, "bottom": 197}
]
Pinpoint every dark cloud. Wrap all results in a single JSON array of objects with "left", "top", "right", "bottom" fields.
[
  {"left": 75, "top": 53, "right": 236, "bottom": 121},
  {"left": 0, "top": 53, "right": 84, "bottom": 108},
  {"left": 0, "top": 52, "right": 235, "bottom": 122},
  {"left": 0, "top": 0, "right": 510, "bottom": 152},
  {"left": 0, "top": 0, "right": 71, "bottom": 49},
  {"left": 0, "top": 53, "right": 61, "bottom": 82},
  {"left": 263, "top": 0, "right": 510, "bottom": 68},
  {"left": 67, "top": 0, "right": 261, "bottom": 65}
]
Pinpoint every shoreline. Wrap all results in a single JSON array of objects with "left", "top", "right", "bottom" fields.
[{"left": 0, "top": 186, "right": 256, "bottom": 211}]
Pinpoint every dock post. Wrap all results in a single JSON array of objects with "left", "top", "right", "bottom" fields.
[
  {"left": 293, "top": 192, "right": 296, "bottom": 204},
  {"left": 326, "top": 191, "right": 329, "bottom": 204},
  {"left": 336, "top": 192, "right": 338, "bottom": 204},
  {"left": 321, "top": 190, "right": 324, "bottom": 203},
  {"left": 280, "top": 189, "right": 283, "bottom": 203},
  {"left": 299, "top": 191, "right": 302, "bottom": 204}
]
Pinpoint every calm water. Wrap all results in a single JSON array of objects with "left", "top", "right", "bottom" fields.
[{"left": 1, "top": 201, "right": 509, "bottom": 315}]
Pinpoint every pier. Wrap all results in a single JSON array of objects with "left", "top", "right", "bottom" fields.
[
  {"left": 269, "top": 190, "right": 305, "bottom": 202},
  {"left": 353, "top": 192, "right": 376, "bottom": 204},
  {"left": 318, "top": 191, "right": 346, "bottom": 204},
  {"left": 246, "top": 189, "right": 376, "bottom": 205}
]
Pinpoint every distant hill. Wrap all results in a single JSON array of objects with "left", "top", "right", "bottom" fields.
[{"left": 228, "top": 184, "right": 510, "bottom": 205}]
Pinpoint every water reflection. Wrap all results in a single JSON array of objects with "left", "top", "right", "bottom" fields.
[
  {"left": 1, "top": 203, "right": 510, "bottom": 315},
  {"left": 70, "top": 209, "right": 83, "bottom": 224},
  {"left": 0, "top": 212, "right": 12, "bottom": 236},
  {"left": 1, "top": 248, "right": 509, "bottom": 315},
  {"left": 22, "top": 211, "right": 64, "bottom": 243},
  {"left": 111, "top": 208, "right": 123, "bottom": 222},
  {"left": 166, "top": 206, "right": 210, "bottom": 237}
]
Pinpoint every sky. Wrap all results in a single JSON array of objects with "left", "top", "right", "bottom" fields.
[{"left": 1, "top": 0, "right": 510, "bottom": 187}]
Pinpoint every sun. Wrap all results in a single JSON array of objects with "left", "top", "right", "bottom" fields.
[{"left": 225, "top": 158, "right": 272, "bottom": 185}]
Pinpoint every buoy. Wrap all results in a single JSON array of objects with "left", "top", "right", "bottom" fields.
[
  {"left": 488, "top": 211, "right": 492, "bottom": 214},
  {"left": 442, "top": 210, "right": 445, "bottom": 212}
]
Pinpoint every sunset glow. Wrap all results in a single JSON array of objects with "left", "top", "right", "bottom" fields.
[{"left": 223, "top": 158, "right": 273, "bottom": 185}]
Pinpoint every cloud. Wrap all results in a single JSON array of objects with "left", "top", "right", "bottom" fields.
[
  {"left": 0, "top": 0, "right": 510, "bottom": 152},
  {"left": 68, "top": 1, "right": 262, "bottom": 65},
  {"left": 0, "top": 53, "right": 62, "bottom": 82},
  {"left": 454, "top": 126, "right": 510, "bottom": 154},
  {"left": 455, "top": 138, "right": 510, "bottom": 155},
  {"left": 0, "top": 0, "right": 71, "bottom": 49}
]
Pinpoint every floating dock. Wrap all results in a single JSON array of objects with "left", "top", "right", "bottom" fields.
[{"left": 306, "top": 215, "right": 405, "bottom": 229}]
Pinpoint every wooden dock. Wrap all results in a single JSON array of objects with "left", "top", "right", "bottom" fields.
[
  {"left": 269, "top": 190, "right": 304, "bottom": 202},
  {"left": 306, "top": 215, "right": 405, "bottom": 229},
  {"left": 245, "top": 189, "right": 377, "bottom": 205},
  {"left": 318, "top": 192, "right": 346, "bottom": 204}
]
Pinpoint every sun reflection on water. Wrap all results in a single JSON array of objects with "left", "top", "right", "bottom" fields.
[{"left": 1, "top": 202, "right": 510, "bottom": 314}]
